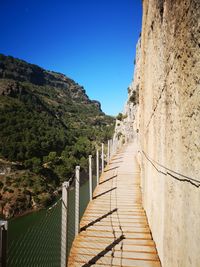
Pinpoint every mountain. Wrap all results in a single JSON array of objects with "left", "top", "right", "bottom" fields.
[{"left": 0, "top": 54, "right": 114, "bottom": 218}]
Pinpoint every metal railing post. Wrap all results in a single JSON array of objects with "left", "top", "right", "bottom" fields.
[
  {"left": 101, "top": 143, "right": 104, "bottom": 173},
  {"left": 96, "top": 149, "right": 99, "bottom": 184},
  {"left": 107, "top": 140, "right": 110, "bottom": 164},
  {"left": 110, "top": 139, "right": 112, "bottom": 154},
  {"left": 75, "top": 166, "right": 80, "bottom": 236},
  {"left": 110, "top": 139, "right": 112, "bottom": 158},
  {"left": 107, "top": 140, "right": 110, "bottom": 163},
  {"left": 61, "top": 181, "right": 69, "bottom": 267},
  {"left": 89, "top": 155, "right": 93, "bottom": 201},
  {"left": 0, "top": 220, "right": 7, "bottom": 267},
  {"left": 114, "top": 138, "right": 117, "bottom": 154},
  {"left": 113, "top": 137, "right": 116, "bottom": 154}
]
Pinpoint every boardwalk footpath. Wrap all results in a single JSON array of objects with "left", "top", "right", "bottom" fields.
[{"left": 68, "top": 142, "right": 161, "bottom": 267}]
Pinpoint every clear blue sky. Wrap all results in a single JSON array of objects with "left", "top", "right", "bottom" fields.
[{"left": 0, "top": 0, "right": 142, "bottom": 116}]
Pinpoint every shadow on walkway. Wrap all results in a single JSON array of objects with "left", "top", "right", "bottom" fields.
[
  {"left": 80, "top": 208, "right": 118, "bottom": 231},
  {"left": 81, "top": 235, "right": 125, "bottom": 267},
  {"left": 104, "top": 166, "right": 119, "bottom": 172},
  {"left": 109, "top": 161, "right": 123, "bottom": 165},
  {"left": 99, "top": 175, "right": 117, "bottom": 185},
  {"left": 93, "top": 187, "right": 117, "bottom": 199}
]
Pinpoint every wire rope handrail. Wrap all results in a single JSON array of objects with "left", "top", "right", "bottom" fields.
[{"left": 141, "top": 150, "right": 200, "bottom": 187}]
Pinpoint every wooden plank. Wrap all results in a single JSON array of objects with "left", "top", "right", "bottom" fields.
[
  {"left": 82, "top": 215, "right": 147, "bottom": 220},
  {"left": 70, "top": 248, "right": 159, "bottom": 260},
  {"left": 80, "top": 226, "right": 150, "bottom": 234},
  {"left": 67, "top": 142, "right": 161, "bottom": 267},
  {"left": 72, "top": 240, "right": 156, "bottom": 252},
  {"left": 80, "top": 227, "right": 150, "bottom": 238},
  {"left": 77, "top": 234, "right": 152, "bottom": 243},
  {"left": 68, "top": 254, "right": 161, "bottom": 267},
  {"left": 80, "top": 221, "right": 150, "bottom": 229},
  {"left": 73, "top": 243, "right": 157, "bottom": 253},
  {"left": 76, "top": 237, "right": 154, "bottom": 245}
]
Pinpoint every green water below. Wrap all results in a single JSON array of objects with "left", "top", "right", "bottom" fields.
[{"left": 7, "top": 177, "right": 97, "bottom": 267}]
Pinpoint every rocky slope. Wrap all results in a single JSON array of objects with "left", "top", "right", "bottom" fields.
[
  {"left": 0, "top": 54, "right": 101, "bottom": 108},
  {"left": 0, "top": 54, "right": 114, "bottom": 218}
]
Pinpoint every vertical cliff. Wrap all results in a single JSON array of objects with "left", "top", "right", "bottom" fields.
[
  {"left": 113, "top": 38, "right": 141, "bottom": 147},
  {"left": 114, "top": 0, "right": 200, "bottom": 266},
  {"left": 139, "top": 1, "right": 200, "bottom": 266}
]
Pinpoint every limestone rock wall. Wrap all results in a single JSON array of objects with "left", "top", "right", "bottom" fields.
[
  {"left": 138, "top": 0, "right": 200, "bottom": 266},
  {"left": 113, "top": 38, "right": 141, "bottom": 148},
  {"left": 114, "top": 0, "right": 200, "bottom": 266}
]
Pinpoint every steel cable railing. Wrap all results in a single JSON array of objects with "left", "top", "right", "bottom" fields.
[{"left": 141, "top": 150, "right": 200, "bottom": 188}]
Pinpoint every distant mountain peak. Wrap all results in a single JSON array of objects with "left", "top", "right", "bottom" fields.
[{"left": 0, "top": 53, "right": 101, "bottom": 110}]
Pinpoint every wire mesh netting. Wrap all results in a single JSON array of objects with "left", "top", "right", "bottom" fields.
[
  {"left": 7, "top": 142, "right": 110, "bottom": 267},
  {"left": 7, "top": 176, "right": 96, "bottom": 266},
  {"left": 8, "top": 199, "right": 62, "bottom": 267}
]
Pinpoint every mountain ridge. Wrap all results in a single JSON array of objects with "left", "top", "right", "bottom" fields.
[
  {"left": 0, "top": 54, "right": 114, "bottom": 218},
  {"left": 0, "top": 53, "right": 102, "bottom": 111}
]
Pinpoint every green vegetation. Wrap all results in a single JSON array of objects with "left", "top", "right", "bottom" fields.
[
  {"left": 129, "top": 89, "right": 139, "bottom": 105},
  {"left": 116, "top": 132, "right": 123, "bottom": 139},
  {"left": 116, "top": 113, "right": 123, "bottom": 121},
  {"left": 0, "top": 54, "right": 115, "bottom": 217},
  {"left": 116, "top": 113, "right": 128, "bottom": 121}
]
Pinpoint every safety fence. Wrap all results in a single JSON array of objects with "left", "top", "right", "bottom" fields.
[
  {"left": 60, "top": 139, "right": 117, "bottom": 267},
  {"left": 2, "top": 139, "right": 117, "bottom": 267}
]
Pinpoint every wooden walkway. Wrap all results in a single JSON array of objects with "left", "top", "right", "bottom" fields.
[{"left": 68, "top": 142, "right": 161, "bottom": 267}]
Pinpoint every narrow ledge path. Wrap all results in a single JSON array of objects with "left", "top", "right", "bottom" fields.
[{"left": 68, "top": 142, "right": 161, "bottom": 267}]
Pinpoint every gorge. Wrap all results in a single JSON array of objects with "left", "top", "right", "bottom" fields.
[{"left": 0, "top": 54, "right": 114, "bottom": 218}]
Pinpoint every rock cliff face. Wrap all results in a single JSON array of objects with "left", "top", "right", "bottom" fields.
[
  {"left": 115, "top": 0, "right": 200, "bottom": 266},
  {"left": 0, "top": 54, "right": 102, "bottom": 110},
  {"left": 113, "top": 38, "right": 141, "bottom": 147}
]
